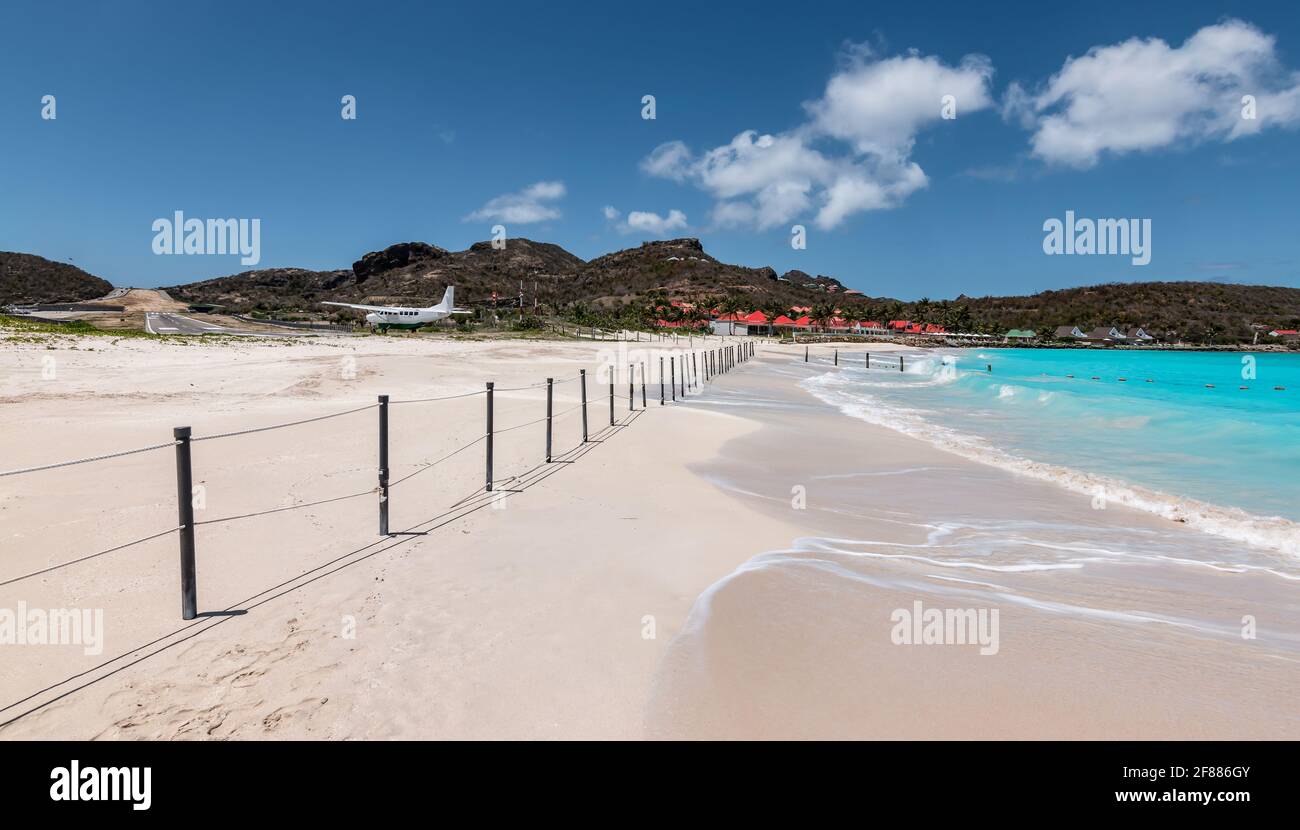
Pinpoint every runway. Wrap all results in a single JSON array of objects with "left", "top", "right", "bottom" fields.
[{"left": 143, "top": 312, "right": 316, "bottom": 337}]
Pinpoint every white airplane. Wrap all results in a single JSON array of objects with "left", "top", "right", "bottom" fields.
[{"left": 321, "top": 286, "right": 472, "bottom": 332}]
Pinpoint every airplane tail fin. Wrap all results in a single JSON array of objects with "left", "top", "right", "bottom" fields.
[{"left": 438, "top": 285, "right": 454, "bottom": 311}]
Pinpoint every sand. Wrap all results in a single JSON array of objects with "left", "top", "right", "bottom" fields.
[
  {"left": 2, "top": 333, "right": 1293, "bottom": 739},
  {"left": 0, "top": 331, "right": 795, "bottom": 738}
]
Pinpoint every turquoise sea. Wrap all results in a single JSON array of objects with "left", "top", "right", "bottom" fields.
[{"left": 803, "top": 348, "right": 1300, "bottom": 554}]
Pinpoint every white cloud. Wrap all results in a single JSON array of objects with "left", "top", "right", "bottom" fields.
[
  {"left": 602, "top": 205, "right": 621, "bottom": 220},
  {"left": 624, "top": 209, "right": 688, "bottom": 236},
  {"left": 465, "top": 180, "right": 565, "bottom": 224},
  {"left": 806, "top": 50, "right": 994, "bottom": 161},
  {"left": 639, "top": 142, "right": 694, "bottom": 181},
  {"left": 1011, "top": 20, "right": 1300, "bottom": 167},
  {"left": 641, "top": 45, "right": 991, "bottom": 230}
]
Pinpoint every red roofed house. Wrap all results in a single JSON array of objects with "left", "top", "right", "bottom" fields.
[
  {"left": 1271, "top": 329, "right": 1300, "bottom": 343},
  {"left": 711, "top": 311, "right": 750, "bottom": 336},
  {"left": 888, "top": 320, "right": 911, "bottom": 331},
  {"left": 742, "top": 310, "right": 772, "bottom": 335}
]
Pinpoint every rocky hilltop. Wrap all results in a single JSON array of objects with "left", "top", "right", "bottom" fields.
[
  {"left": 10, "top": 236, "right": 1295, "bottom": 345},
  {"left": 0, "top": 252, "right": 114, "bottom": 306},
  {"left": 163, "top": 237, "right": 846, "bottom": 313}
]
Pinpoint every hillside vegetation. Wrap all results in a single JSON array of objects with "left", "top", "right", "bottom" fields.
[
  {"left": 0, "top": 252, "right": 114, "bottom": 306},
  {"left": 11, "top": 239, "right": 1298, "bottom": 345}
]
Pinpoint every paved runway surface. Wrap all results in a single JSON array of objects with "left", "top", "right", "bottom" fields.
[{"left": 144, "top": 312, "right": 312, "bottom": 337}]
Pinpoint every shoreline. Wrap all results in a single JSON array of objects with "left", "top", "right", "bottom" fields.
[
  {"left": 650, "top": 346, "right": 1300, "bottom": 738},
  {"left": 798, "top": 362, "right": 1300, "bottom": 558},
  {"left": 2, "top": 335, "right": 1297, "bottom": 739}
]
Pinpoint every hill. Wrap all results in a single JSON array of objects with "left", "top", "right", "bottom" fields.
[
  {"left": 0, "top": 252, "right": 114, "bottom": 306},
  {"left": 956, "top": 282, "right": 1300, "bottom": 344},
  {"left": 156, "top": 237, "right": 1300, "bottom": 344},
  {"left": 164, "top": 237, "right": 849, "bottom": 315}
]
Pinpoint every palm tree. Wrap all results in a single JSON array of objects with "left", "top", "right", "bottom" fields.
[
  {"left": 718, "top": 294, "right": 746, "bottom": 316},
  {"left": 810, "top": 302, "right": 836, "bottom": 333}
]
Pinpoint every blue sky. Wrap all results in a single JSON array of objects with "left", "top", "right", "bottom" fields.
[{"left": 1, "top": 0, "right": 1297, "bottom": 299}]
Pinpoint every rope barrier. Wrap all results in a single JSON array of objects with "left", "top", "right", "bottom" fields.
[
  {"left": 191, "top": 403, "right": 376, "bottom": 442},
  {"left": 0, "top": 441, "right": 178, "bottom": 479},
  {"left": 388, "top": 435, "right": 488, "bottom": 488},
  {"left": 1, "top": 344, "right": 755, "bottom": 609},
  {"left": 0, "top": 526, "right": 181, "bottom": 588},
  {"left": 193, "top": 489, "right": 377, "bottom": 527},
  {"left": 493, "top": 415, "right": 550, "bottom": 435},
  {"left": 390, "top": 389, "right": 485, "bottom": 404}
]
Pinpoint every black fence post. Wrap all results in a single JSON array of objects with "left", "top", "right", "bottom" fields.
[
  {"left": 805, "top": 345, "right": 809, "bottom": 362},
  {"left": 900, "top": 355, "right": 905, "bottom": 372},
  {"left": 671, "top": 357, "right": 677, "bottom": 401},
  {"left": 580, "top": 369, "right": 588, "bottom": 442},
  {"left": 640, "top": 363, "right": 647, "bottom": 408},
  {"left": 378, "top": 395, "right": 390, "bottom": 536},
  {"left": 609, "top": 375, "right": 615, "bottom": 426},
  {"left": 692, "top": 352, "right": 698, "bottom": 389},
  {"left": 628, "top": 365, "right": 634, "bottom": 412},
  {"left": 834, "top": 349, "right": 838, "bottom": 366},
  {"left": 485, "top": 382, "right": 494, "bottom": 492},
  {"left": 866, "top": 351, "right": 870, "bottom": 368},
  {"left": 545, "top": 377, "right": 554, "bottom": 462},
  {"left": 173, "top": 426, "right": 197, "bottom": 621},
  {"left": 660, "top": 356, "right": 665, "bottom": 405}
]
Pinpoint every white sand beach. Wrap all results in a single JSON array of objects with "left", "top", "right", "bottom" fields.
[{"left": 1, "top": 334, "right": 1295, "bottom": 739}]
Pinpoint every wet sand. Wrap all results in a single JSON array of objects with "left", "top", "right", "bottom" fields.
[{"left": 646, "top": 347, "right": 1300, "bottom": 739}]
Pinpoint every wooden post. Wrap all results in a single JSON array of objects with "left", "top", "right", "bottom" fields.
[
  {"left": 580, "top": 369, "right": 588, "bottom": 442},
  {"left": 173, "top": 426, "right": 198, "bottom": 620},
  {"left": 485, "top": 383, "right": 494, "bottom": 491},
  {"left": 378, "top": 395, "right": 390, "bottom": 535},
  {"left": 545, "top": 378, "right": 554, "bottom": 462}
]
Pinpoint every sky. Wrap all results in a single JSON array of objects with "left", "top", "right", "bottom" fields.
[{"left": 1, "top": 0, "right": 1298, "bottom": 300}]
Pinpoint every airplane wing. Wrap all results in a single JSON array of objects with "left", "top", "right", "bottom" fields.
[
  {"left": 450, "top": 308, "right": 474, "bottom": 315},
  {"left": 321, "top": 301, "right": 391, "bottom": 312}
]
